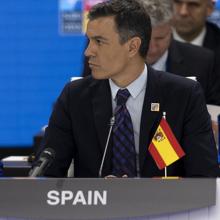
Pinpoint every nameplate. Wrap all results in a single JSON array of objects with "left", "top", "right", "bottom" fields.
[{"left": 0, "top": 178, "right": 216, "bottom": 219}]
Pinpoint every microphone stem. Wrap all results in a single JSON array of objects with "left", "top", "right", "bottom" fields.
[{"left": 98, "top": 116, "right": 115, "bottom": 178}]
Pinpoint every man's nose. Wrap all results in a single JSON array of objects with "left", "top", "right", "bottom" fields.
[
  {"left": 84, "top": 42, "right": 95, "bottom": 57},
  {"left": 178, "top": 3, "right": 189, "bottom": 16}
]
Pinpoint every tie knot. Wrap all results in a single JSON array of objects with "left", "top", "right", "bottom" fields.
[{"left": 116, "top": 89, "right": 130, "bottom": 106}]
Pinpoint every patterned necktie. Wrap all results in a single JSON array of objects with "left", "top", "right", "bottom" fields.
[{"left": 112, "top": 89, "right": 137, "bottom": 177}]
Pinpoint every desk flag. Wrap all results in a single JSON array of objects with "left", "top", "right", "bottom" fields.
[{"left": 149, "top": 118, "right": 185, "bottom": 170}]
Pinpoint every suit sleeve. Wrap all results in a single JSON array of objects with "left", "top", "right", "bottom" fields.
[
  {"left": 182, "top": 82, "right": 219, "bottom": 177},
  {"left": 39, "top": 83, "right": 75, "bottom": 177}
]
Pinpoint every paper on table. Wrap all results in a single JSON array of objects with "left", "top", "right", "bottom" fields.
[{"left": 2, "top": 156, "right": 28, "bottom": 162}]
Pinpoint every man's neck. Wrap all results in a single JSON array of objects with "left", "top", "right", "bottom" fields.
[
  {"left": 111, "top": 60, "right": 145, "bottom": 88},
  {"left": 173, "top": 27, "right": 206, "bottom": 46}
]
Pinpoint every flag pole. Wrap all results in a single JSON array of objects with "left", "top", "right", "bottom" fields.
[
  {"left": 162, "top": 111, "right": 166, "bottom": 119},
  {"left": 163, "top": 112, "right": 167, "bottom": 178}
]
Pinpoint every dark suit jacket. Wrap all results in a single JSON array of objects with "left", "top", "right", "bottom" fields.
[
  {"left": 167, "top": 40, "right": 217, "bottom": 105},
  {"left": 42, "top": 67, "right": 219, "bottom": 177},
  {"left": 203, "top": 22, "right": 220, "bottom": 105},
  {"left": 204, "top": 21, "right": 220, "bottom": 50}
]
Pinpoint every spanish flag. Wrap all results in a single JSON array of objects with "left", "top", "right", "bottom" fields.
[{"left": 149, "top": 118, "right": 185, "bottom": 170}]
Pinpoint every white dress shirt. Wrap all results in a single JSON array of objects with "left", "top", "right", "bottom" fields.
[
  {"left": 109, "top": 65, "right": 148, "bottom": 176},
  {"left": 152, "top": 50, "right": 168, "bottom": 72}
]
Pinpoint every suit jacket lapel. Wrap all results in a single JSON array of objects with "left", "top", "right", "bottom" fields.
[
  {"left": 91, "top": 79, "right": 113, "bottom": 176},
  {"left": 139, "top": 67, "right": 164, "bottom": 174},
  {"left": 167, "top": 40, "right": 184, "bottom": 74}
]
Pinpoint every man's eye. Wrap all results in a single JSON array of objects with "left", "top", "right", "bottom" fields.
[{"left": 96, "top": 39, "right": 102, "bottom": 45}]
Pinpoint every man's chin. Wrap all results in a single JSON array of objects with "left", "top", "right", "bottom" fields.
[
  {"left": 91, "top": 71, "right": 108, "bottom": 80},
  {"left": 175, "top": 23, "right": 193, "bottom": 35}
]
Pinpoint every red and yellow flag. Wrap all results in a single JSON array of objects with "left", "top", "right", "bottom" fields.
[{"left": 149, "top": 118, "right": 185, "bottom": 170}]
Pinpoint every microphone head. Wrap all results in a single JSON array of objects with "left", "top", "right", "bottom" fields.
[
  {"left": 29, "top": 148, "right": 56, "bottom": 177},
  {"left": 40, "top": 148, "right": 55, "bottom": 161}
]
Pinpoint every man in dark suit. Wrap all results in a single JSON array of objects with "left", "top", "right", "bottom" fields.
[
  {"left": 143, "top": 0, "right": 218, "bottom": 105},
  {"left": 172, "top": 0, "right": 220, "bottom": 104},
  {"left": 172, "top": 0, "right": 220, "bottom": 49},
  {"left": 39, "top": 0, "right": 219, "bottom": 177}
]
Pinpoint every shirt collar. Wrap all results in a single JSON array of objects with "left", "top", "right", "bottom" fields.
[
  {"left": 151, "top": 50, "right": 168, "bottom": 72},
  {"left": 109, "top": 64, "right": 148, "bottom": 101},
  {"left": 172, "top": 27, "right": 207, "bottom": 47}
]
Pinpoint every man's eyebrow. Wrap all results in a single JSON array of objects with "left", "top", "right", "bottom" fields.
[{"left": 90, "top": 35, "right": 109, "bottom": 42}]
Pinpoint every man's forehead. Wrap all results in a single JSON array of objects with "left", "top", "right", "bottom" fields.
[
  {"left": 152, "top": 23, "right": 171, "bottom": 38},
  {"left": 153, "top": 23, "right": 171, "bottom": 32},
  {"left": 86, "top": 16, "right": 116, "bottom": 36}
]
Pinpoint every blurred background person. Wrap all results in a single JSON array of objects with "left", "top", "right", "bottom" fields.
[
  {"left": 143, "top": 0, "right": 218, "bottom": 105},
  {"left": 172, "top": 0, "right": 220, "bottom": 141},
  {"left": 172, "top": 0, "right": 220, "bottom": 49}
]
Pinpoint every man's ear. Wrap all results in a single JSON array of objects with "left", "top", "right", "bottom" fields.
[
  {"left": 127, "top": 37, "right": 142, "bottom": 57},
  {"left": 206, "top": 0, "right": 214, "bottom": 17}
]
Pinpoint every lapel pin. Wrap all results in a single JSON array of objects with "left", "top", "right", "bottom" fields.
[{"left": 151, "top": 103, "right": 160, "bottom": 112}]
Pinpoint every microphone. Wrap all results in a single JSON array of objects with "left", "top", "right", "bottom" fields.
[
  {"left": 29, "top": 148, "right": 55, "bottom": 177},
  {"left": 98, "top": 116, "right": 115, "bottom": 177}
]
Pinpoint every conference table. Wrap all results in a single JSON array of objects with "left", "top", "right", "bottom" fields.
[{"left": 0, "top": 178, "right": 219, "bottom": 220}]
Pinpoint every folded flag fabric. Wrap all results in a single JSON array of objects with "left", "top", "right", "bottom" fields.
[{"left": 149, "top": 118, "right": 185, "bottom": 170}]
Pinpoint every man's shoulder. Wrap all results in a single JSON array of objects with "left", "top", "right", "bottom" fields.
[
  {"left": 149, "top": 67, "right": 204, "bottom": 106},
  {"left": 206, "top": 21, "right": 220, "bottom": 36},
  {"left": 67, "top": 76, "right": 105, "bottom": 91},
  {"left": 171, "top": 40, "right": 214, "bottom": 58},
  {"left": 205, "top": 22, "right": 220, "bottom": 48},
  {"left": 149, "top": 66, "right": 199, "bottom": 89},
  {"left": 61, "top": 76, "right": 108, "bottom": 100}
]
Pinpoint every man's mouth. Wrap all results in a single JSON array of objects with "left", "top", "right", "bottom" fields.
[{"left": 89, "top": 62, "right": 99, "bottom": 68}]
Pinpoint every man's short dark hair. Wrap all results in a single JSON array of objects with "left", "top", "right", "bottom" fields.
[{"left": 88, "top": 0, "right": 152, "bottom": 59}]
